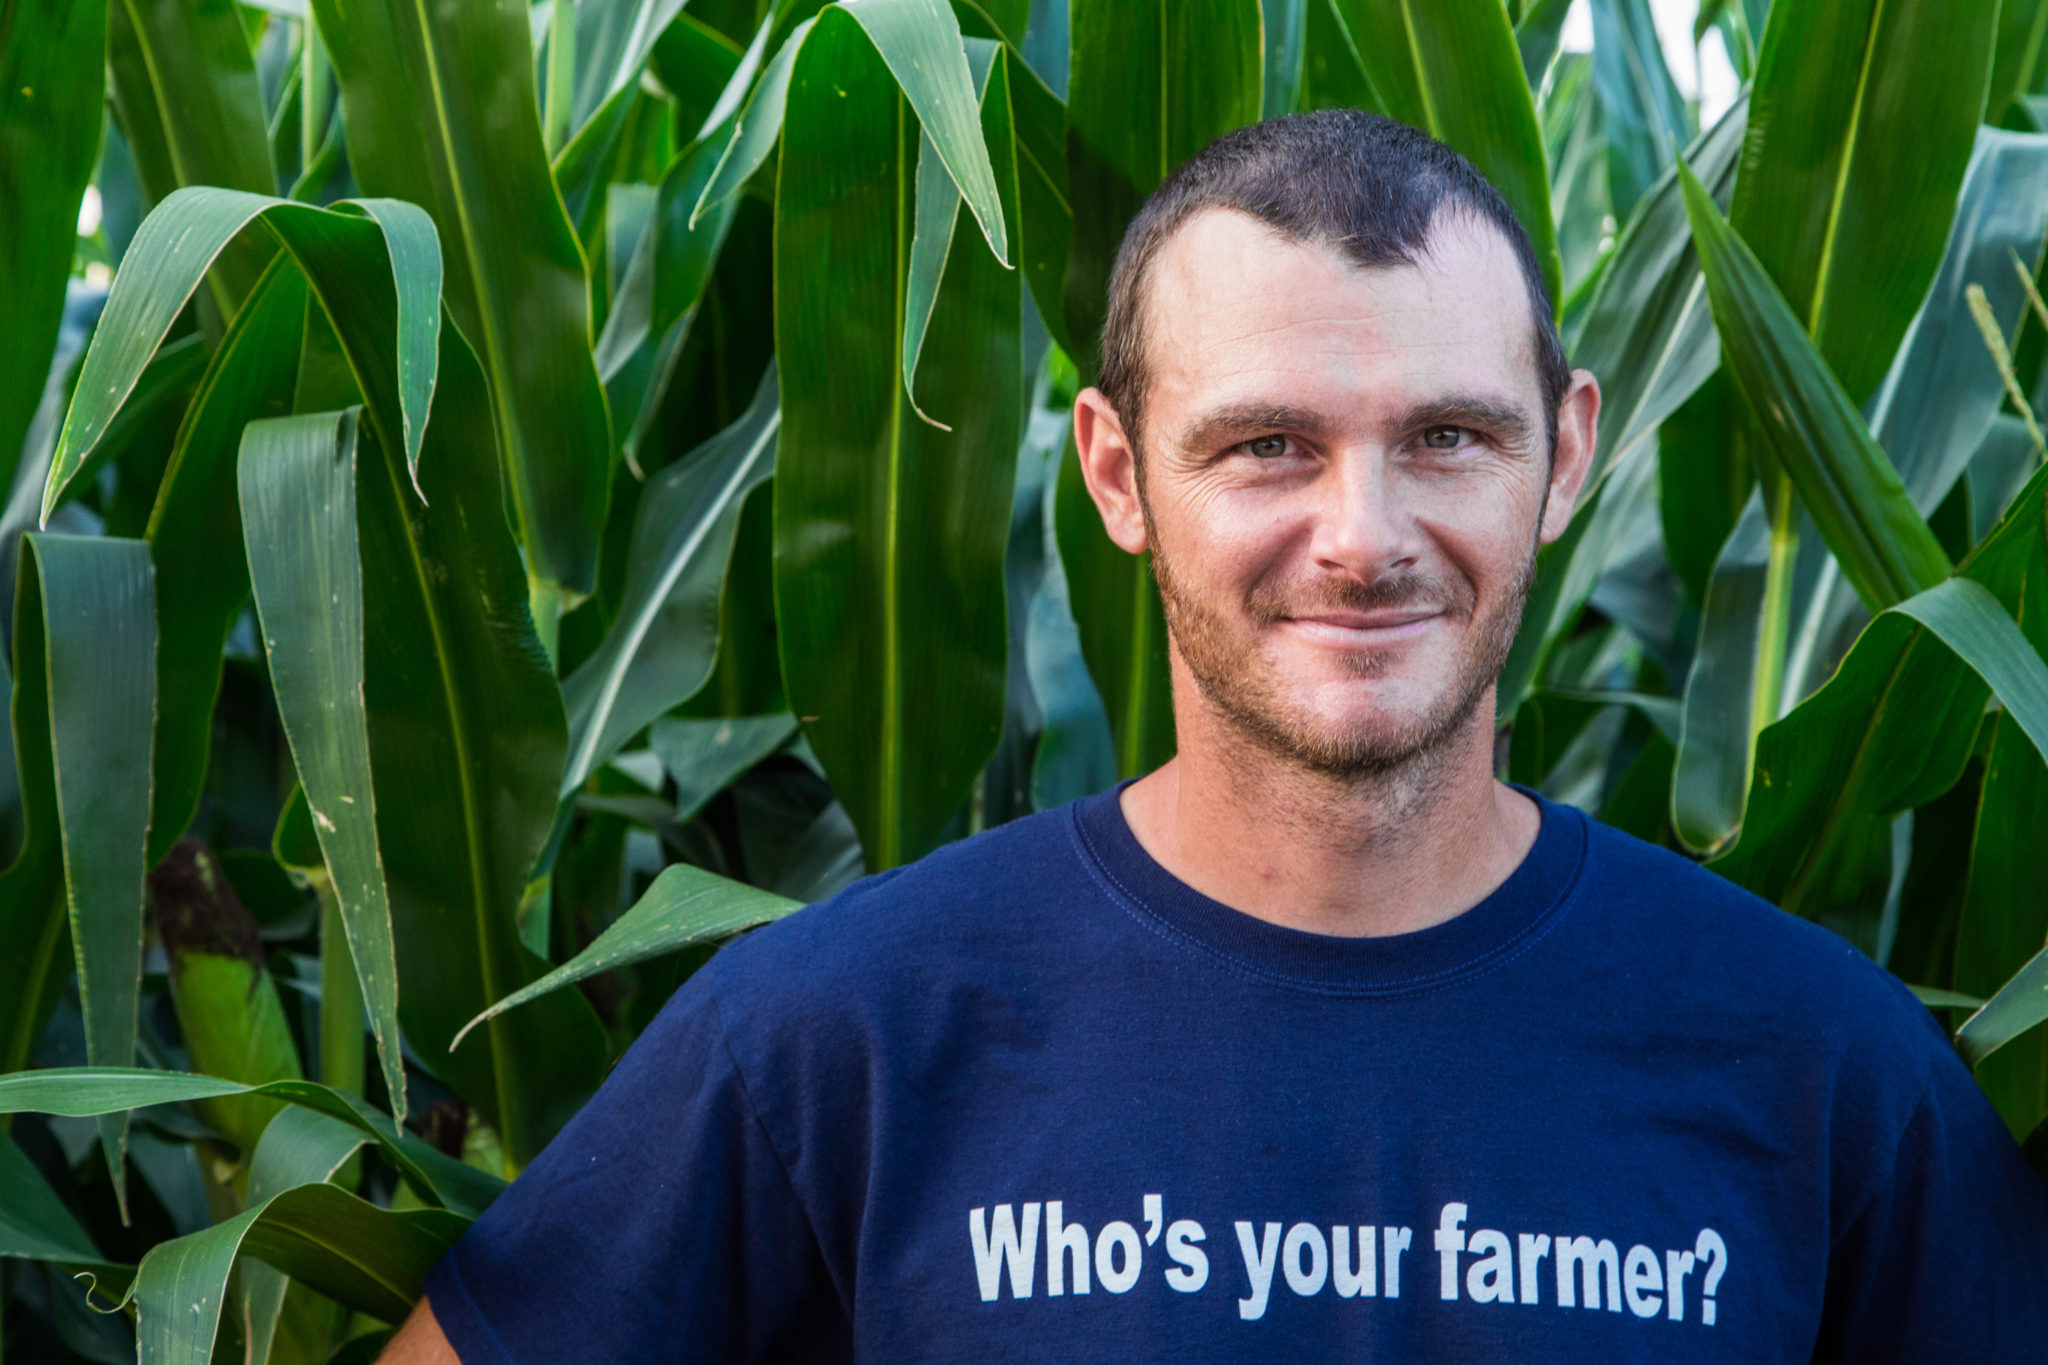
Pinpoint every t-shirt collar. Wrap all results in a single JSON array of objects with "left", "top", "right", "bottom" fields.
[{"left": 1069, "top": 779, "right": 1588, "bottom": 996}]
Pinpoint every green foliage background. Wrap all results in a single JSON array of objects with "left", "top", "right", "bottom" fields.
[{"left": 5, "top": 0, "right": 2048, "bottom": 1357}]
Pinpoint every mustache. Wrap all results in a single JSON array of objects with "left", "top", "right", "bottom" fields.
[{"left": 1243, "top": 569, "right": 1472, "bottom": 626}]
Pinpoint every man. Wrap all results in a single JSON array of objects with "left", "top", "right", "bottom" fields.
[{"left": 386, "top": 111, "right": 2048, "bottom": 1362}]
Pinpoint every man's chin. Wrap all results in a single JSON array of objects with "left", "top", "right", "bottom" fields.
[
  {"left": 1291, "top": 671, "right": 1448, "bottom": 718},
  {"left": 1241, "top": 675, "right": 1497, "bottom": 779},
  {"left": 1245, "top": 728, "right": 1450, "bottom": 782}
]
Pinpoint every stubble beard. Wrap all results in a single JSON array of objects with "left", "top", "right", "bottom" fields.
[{"left": 1148, "top": 513, "right": 1538, "bottom": 787}]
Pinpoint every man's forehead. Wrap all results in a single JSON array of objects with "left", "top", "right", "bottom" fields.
[
  {"left": 1145, "top": 207, "right": 1531, "bottom": 341},
  {"left": 1140, "top": 207, "right": 1540, "bottom": 421}
]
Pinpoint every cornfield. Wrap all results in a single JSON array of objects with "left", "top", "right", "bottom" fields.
[{"left": 4, "top": 0, "right": 2048, "bottom": 1357}]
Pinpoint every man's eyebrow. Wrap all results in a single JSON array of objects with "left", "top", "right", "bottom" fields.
[
  {"left": 1177, "top": 402, "right": 1336, "bottom": 451},
  {"left": 1393, "top": 394, "right": 1535, "bottom": 444}
]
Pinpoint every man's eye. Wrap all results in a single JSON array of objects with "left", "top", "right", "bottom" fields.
[
  {"left": 1244, "top": 435, "right": 1291, "bottom": 458},
  {"left": 1422, "top": 426, "right": 1468, "bottom": 450}
]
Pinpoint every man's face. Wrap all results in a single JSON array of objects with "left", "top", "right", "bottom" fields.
[{"left": 1075, "top": 207, "right": 1597, "bottom": 779}]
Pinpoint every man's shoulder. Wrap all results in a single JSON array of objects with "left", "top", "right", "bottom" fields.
[
  {"left": 707, "top": 798, "right": 1093, "bottom": 1014},
  {"left": 1573, "top": 810, "right": 1946, "bottom": 1060}
]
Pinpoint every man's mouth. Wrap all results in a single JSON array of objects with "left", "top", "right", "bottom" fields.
[{"left": 1277, "top": 608, "right": 1442, "bottom": 645}]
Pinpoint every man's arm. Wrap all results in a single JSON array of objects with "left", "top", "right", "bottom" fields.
[
  {"left": 1816, "top": 1046, "right": 2048, "bottom": 1359},
  {"left": 378, "top": 1299, "right": 457, "bottom": 1364},
  {"left": 381, "top": 964, "right": 847, "bottom": 1362}
]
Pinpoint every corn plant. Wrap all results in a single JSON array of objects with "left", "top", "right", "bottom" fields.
[{"left": 5, "top": 0, "right": 2048, "bottom": 1359}]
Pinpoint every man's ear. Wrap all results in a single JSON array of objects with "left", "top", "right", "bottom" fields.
[
  {"left": 1073, "top": 387, "right": 1150, "bottom": 555},
  {"left": 1538, "top": 369, "right": 1600, "bottom": 546}
]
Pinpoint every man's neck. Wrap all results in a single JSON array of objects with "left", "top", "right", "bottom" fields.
[{"left": 1117, "top": 691, "right": 1541, "bottom": 939}]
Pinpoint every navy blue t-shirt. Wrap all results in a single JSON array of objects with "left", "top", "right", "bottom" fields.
[{"left": 425, "top": 789, "right": 2048, "bottom": 1361}]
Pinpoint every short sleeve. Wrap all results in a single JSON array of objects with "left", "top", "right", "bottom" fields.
[
  {"left": 1815, "top": 1045, "right": 2048, "bottom": 1361},
  {"left": 423, "top": 968, "right": 851, "bottom": 1365}
]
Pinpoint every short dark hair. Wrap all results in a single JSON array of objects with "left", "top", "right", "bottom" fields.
[{"left": 1096, "top": 110, "right": 1571, "bottom": 459}]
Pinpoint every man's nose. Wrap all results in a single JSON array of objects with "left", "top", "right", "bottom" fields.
[{"left": 1307, "top": 448, "right": 1417, "bottom": 580}]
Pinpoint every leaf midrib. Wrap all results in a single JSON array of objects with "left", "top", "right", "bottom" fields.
[
  {"left": 1399, "top": 0, "right": 1443, "bottom": 136},
  {"left": 405, "top": 0, "right": 549, "bottom": 597},
  {"left": 1805, "top": 0, "right": 1888, "bottom": 349},
  {"left": 1738, "top": 266, "right": 1931, "bottom": 606},
  {"left": 882, "top": 88, "right": 909, "bottom": 869}
]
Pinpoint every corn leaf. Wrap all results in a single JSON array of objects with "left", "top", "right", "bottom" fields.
[
  {"left": 600, "top": 131, "right": 740, "bottom": 371},
  {"left": 239, "top": 409, "right": 406, "bottom": 1123},
  {"left": 1006, "top": 48, "right": 1073, "bottom": 358},
  {"left": 838, "top": 0, "right": 1010, "bottom": 266},
  {"left": 1589, "top": 0, "right": 1689, "bottom": 218},
  {"left": 455, "top": 864, "right": 798, "bottom": 1046},
  {"left": 1679, "top": 159, "right": 1952, "bottom": 612},
  {"left": 1951, "top": 547, "right": 2048, "bottom": 1125},
  {"left": 1259, "top": 0, "right": 1306, "bottom": 116},
  {"left": 649, "top": 13, "right": 748, "bottom": 139},
  {"left": 1020, "top": 411, "right": 1118, "bottom": 809},
  {"left": 1963, "top": 938, "right": 2048, "bottom": 1073},
  {"left": 0, "top": 1124, "right": 122, "bottom": 1284},
  {"left": 1062, "top": 0, "right": 1260, "bottom": 369},
  {"left": 31, "top": 183, "right": 597, "bottom": 1164},
  {"left": 1057, "top": 0, "right": 1260, "bottom": 777},
  {"left": 569, "top": 0, "right": 694, "bottom": 132},
  {"left": 1671, "top": 490, "right": 1773, "bottom": 853},
  {"left": 1731, "top": 0, "right": 2000, "bottom": 407},
  {"left": 238, "top": 1107, "right": 369, "bottom": 1362},
  {"left": 1673, "top": 154, "right": 1958, "bottom": 859},
  {"left": 43, "top": 188, "right": 442, "bottom": 521},
  {"left": 1516, "top": 0, "right": 1574, "bottom": 87},
  {"left": 1327, "top": 0, "right": 1560, "bottom": 303},
  {"left": 1782, "top": 127, "right": 2048, "bottom": 706},
  {"left": 950, "top": 0, "right": 1069, "bottom": 349},
  {"left": 21, "top": 534, "right": 155, "bottom": 1212},
  {"left": 0, "top": 0, "right": 105, "bottom": 502},
  {"left": 1713, "top": 468, "right": 2048, "bottom": 944},
  {"left": 129, "top": 1177, "right": 460, "bottom": 1362},
  {"left": 0, "top": 565, "right": 72, "bottom": 1083},
  {"left": 562, "top": 368, "right": 779, "bottom": 793},
  {"left": 553, "top": 0, "right": 697, "bottom": 223},
  {"left": 1572, "top": 103, "right": 1745, "bottom": 480},
  {"left": 595, "top": 126, "right": 745, "bottom": 466},
  {"left": 106, "top": 0, "right": 278, "bottom": 313},
  {"left": 1501, "top": 99, "right": 1746, "bottom": 715},
  {"left": 345, "top": 328, "right": 606, "bottom": 1168},
  {"left": 698, "top": 0, "right": 1011, "bottom": 273},
  {"left": 1869, "top": 130, "right": 2048, "bottom": 516},
  {"left": 692, "top": 17, "right": 815, "bottom": 224},
  {"left": 1990, "top": 0, "right": 2048, "bottom": 123},
  {"left": 1667, "top": 124, "right": 2042, "bottom": 855},
  {"left": 902, "top": 51, "right": 982, "bottom": 428},
  {"left": 112, "top": 0, "right": 275, "bottom": 196},
  {"left": 650, "top": 713, "right": 799, "bottom": 821},
  {"left": 0, "top": 1069, "right": 503, "bottom": 1218},
  {"left": 310, "top": 0, "right": 611, "bottom": 595},
  {"left": 143, "top": 254, "right": 307, "bottom": 867},
  {"left": 774, "top": 7, "right": 1022, "bottom": 868}
]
